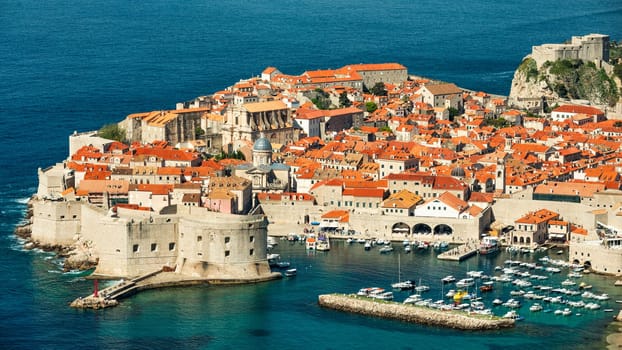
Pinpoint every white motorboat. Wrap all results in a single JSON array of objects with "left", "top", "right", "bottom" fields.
[
  {"left": 441, "top": 275, "right": 456, "bottom": 284},
  {"left": 284, "top": 268, "right": 297, "bottom": 277},
  {"left": 492, "top": 298, "right": 504, "bottom": 306},
  {"left": 414, "top": 284, "right": 430, "bottom": 293},
  {"left": 364, "top": 241, "right": 372, "bottom": 251},
  {"left": 561, "top": 279, "right": 576, "bottom": 286},
  {"left": 379, "top": 246, "right": 394, "bottom": 254},
  {"left": 456, "top": 278, "right": 475, "bottom": 288},
  {"left": 503, "top": 310, "right": 523, "bottom": 320},
  {"left": 403, "top": 294, "right": 422, "bottom": 304},
  {"left": 529, "top": 303, "right": 543, "bottom": 312}
]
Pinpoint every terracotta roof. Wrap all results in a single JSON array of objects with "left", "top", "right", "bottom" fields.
[{"left": 243, "top": 100, "right": 287, "bottom": 113}]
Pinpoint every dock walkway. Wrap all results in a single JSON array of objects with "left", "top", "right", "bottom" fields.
[{"left": 437, "top": 244, "right": 478, "bottom": 261}]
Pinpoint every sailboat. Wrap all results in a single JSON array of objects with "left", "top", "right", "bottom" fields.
[{"left": 391, "top": 255, "right": 414, "bottom": 291}]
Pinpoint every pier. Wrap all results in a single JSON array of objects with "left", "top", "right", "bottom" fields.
[
  {"left": 437, "top": 244, "right": 478, "bottom": 261},
  {"left": 70, "top": 268, "right": 282, "bottom": 309},
  {"left": 318, "top": 294, "right": 515, "bottom": 330}
]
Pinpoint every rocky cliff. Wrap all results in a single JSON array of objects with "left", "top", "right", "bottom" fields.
[{"left": 509, "top": 57, "right": 619, "bottom": 110}]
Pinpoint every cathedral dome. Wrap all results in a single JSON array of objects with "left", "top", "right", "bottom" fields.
[
  {"left": 253, "top": 136, "right": 272, "bottom": 152},
  {"left": 450, "top": 166, "right": 466, "bottom": 178}
]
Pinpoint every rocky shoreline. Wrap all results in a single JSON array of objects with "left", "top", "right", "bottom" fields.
[
  {"left": 14, "top": 197, "right": 97, "bottom": 273},
  {"left": 318, "top": 294, "right": 515, "bottom": 330}
]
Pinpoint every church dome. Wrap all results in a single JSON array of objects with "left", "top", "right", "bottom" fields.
[
  {"left": 450, "top": 166, "right": 466, "bottom": 178},
  {"left": 253, "top": 136, "right": 272, "bottom": 152}
]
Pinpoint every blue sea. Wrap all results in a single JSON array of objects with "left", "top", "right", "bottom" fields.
[{"left": 1, "top": 1, "right": 622, "bottom": 348}]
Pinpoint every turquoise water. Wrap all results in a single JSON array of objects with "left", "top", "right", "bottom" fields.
[{"left": 1, "top": 0, "right": 622, "bottom": 348}]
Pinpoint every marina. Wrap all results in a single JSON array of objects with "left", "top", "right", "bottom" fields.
[{"left": 268, "top": 238, "right": 620, "bottom": 336}]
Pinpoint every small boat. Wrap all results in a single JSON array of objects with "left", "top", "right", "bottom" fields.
[
  {"left": 364, "top": 241, "right": 372, "bottom": 251},
  {"left": 404, "top": 245, "right": 411, "bottom": 253},
  {"left": 579, "top": 282, "right": 592, "bottom": 290},
  {"left": 456, "top": 278, "right": 475, "bottom": 288},
  {"left": 392, "top": 280, "right": 415, "bottom": 291},
  {"left": 492, "top": 298, "right": 504, "bottom": 306},
  {"left": 403, "top": 294, "right": 422, "bottom": 304},
  {"left": 556, "top": 249, "right": 564, "bottom": 255},
  {"left": 284, "top": 268, "right": 297, "bottom": 277},
  {"left": 529, "top": 303, "right": 543, "bottom": 312},
  {"left": 379, "top": 246, "right": 394, "bottom": 254},
  {"left": 357, "top": 238, "right": 366, "bottom": 244},
  {"left": 414, "top": 284, "right": 430, "bottom": 293},
  {"left": 346, "top": 238, "right": 353, "bottom": 244},
  {"left": 562, "top": 308, "right": 572, "bottom": 316},
  {"left": 445, "top": 289, "right": 456, "bottom": 298},
  {"left": 479, "top": 284, "right": 493, "bottom": 293},
  {"left": 561, "top": 279, "right": 576, "bottom": 286},
  {"left": 478, "top": 236, "right": 499, "bottom": 255},
  {"left": 275, "top": 261, "right": 291, "bottom": 268},
  {"left": 418, "top": 241, "right": 429, "bottom": 250},
  {"left": 503, "top": 310, "right": 523, "bottom": 320},
  {"left": 305, "top": 235, "right": 316, "bottom": 250},
  {"left": 441, "top": 275, "right": 456, "bottom": 284},
  {"left": 616, "top": 300, "right": 622, "bottom": 304},
  {"left": 371, "top": 291, "right": 394, "bottom": 301}
]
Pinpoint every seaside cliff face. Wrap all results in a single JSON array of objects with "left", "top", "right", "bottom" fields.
[{"left": 509, "top": 57, "right": 619, "bottom": 109}]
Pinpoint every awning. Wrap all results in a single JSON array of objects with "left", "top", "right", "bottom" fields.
[{"left": 311, "top": 221, "right": 320, "bottom": 225}]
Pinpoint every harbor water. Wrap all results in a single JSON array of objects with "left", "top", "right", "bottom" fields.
[{"left": 1, "top": 0, "right": 622, "bottom": 348}]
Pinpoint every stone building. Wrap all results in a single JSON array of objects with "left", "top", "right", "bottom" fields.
[
  {"left": 121, "top": 107, "right": 209, "bottom": 145},
  {"left": 222, "top": 100, "right": 300, "bottom": 149},
  {"left": 531, "top": 33, "right": 610, "bottom": 68}
]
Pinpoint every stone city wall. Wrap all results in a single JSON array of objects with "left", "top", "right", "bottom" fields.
[{"left": 31, "top": 200, "right": 81, "bottom": 246}]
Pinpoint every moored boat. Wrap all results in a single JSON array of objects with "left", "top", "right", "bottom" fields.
[
  {"left": 478, "top": 236, "right": 499, "bottom": 255},
  {"left": 284, "top": 268, "right": 297, "bottom": 277}
]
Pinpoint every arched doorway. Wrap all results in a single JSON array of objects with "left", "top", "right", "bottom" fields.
[
  {"left": 412, "top": 223, "right": 432, "bottom": 235},
  {"left": 392, "top": 222, "right": 410, "bottom": 235},
  {"left": 433, "top": 224, "right": 453, "bottom": 235}
]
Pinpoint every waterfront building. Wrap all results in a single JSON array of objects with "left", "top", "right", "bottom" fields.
[
  {"left": 570, "top": 236, "right": 622, "bottom": 275},
  {"left": 511, "top": 208, "right": 559, "bottom": 247}
]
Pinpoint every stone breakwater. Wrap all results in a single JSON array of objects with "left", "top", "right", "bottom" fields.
[{"left": 318, "top": 294, "right": 515, "bottom": 330}]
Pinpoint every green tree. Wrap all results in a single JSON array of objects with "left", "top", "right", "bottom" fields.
[
  {"left": 339, "top": 91, "right": 352, "bottom": 107},
  {"left": 195, "top": 126, "right": 205, "bottom": 138},
  {"left": 448, "top": 107, "right": 459, "bottom": 119},
  {"left": 380, "top": 125, "right": 392, "bottom": 132},
  {"left": 370, "top": 82, "right": 387, "bottom": 96},
  {"left": 98, "top": 123, "right": 126, "bottom": 142},
  {"left": 366, "top": 101, "right": 378, "bottom": 113}
]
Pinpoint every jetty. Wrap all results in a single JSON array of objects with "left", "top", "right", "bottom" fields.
[
  {"left": 71, "top": 268, "right": 282, "bottom": 309},
  {"left": 437, "top": 244, "right": 478, "bottom": 261},
  {"left": 318, "top": 294, "right": 515, "bottom": 330}
]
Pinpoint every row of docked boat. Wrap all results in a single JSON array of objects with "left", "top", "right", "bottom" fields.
[{"left": 356, "top": 287, "right": 394, "bottom": 301}]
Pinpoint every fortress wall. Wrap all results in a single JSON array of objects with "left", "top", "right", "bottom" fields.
[
  {"left": 176, "top": 207, "right": 272, "bottom": 279},
  {"left": 569, "top": 243, "right": 622, "bottom": 275},
  {"left": 31, "top": 200, "right": 81, "bottom": 246},
  {"left": 81, "top": 205, "right": 178, "bottom": 277},
  {"left": 491, "top": 198, "right": 597, "bottom": 235}
]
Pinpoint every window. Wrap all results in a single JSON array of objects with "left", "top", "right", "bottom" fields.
[
  {"left": 151, "top": 243, "right": 157, "bottom": 252},
  {"left": 169, "top": 242, "right": 175, "bottom": 251},
  {"left": 249, "top": 236, "right": 254, "bottom": 243},
  {"left": 225, "top": 237, "right": 230, "bottom": 244},
  {"left": 133, "top": 244, "right": 139, "bottom": 253},
  {"left": 225, "top": 250, "right": 230, "bottom": 257},
  {"left": 250, "top": 249, "right": 254, "bottom": 256},
  {"left": 197, "top": 235, "right": 203, "bottom": 242}
]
